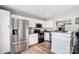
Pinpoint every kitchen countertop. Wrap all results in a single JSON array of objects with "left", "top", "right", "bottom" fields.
[{"left": 29, "top": 33, "right": 38, "bottom": 34}]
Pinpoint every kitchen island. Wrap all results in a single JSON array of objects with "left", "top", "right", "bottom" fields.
[{"left": 51, "top": 32, "right": 71, "bottom": 54}]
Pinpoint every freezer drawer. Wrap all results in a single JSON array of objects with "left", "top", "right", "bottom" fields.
[
  {"left": 10, "top": 43, "right": 20, "bottom": 54},
  {"left": 20, "top": 42, "right": 27, "bottom": 51}
]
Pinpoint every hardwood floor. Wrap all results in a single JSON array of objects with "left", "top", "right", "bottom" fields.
[{"left": 21, "top": 41, "right": 51, "bottom": 54}]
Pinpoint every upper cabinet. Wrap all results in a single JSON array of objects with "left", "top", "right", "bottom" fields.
[
  {"left": 43, "top": 20, "right": 56, "bottom": 28},
  {"left": 29, "top": 19, "right": 44, "bottom": 28},
  {"left": 29, "top": 20, "right": 36, "bottom": 27}
]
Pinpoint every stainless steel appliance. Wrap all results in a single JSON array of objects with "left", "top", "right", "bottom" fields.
[
  {"left": 34, "top": 29, "right": 44, "bottom": 43},
  {"left": 10, "top": 18, "right": 29, "bottom": 54}
]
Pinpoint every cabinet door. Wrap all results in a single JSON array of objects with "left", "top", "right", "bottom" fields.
[
  {"left": 29, "top": 34, "right": 38, "bottom": 45},
  {"left": 44, "top": 33, "right": 50, "bottom": 41},
  {"left": 29, "top": 21, "right": 36, "bottom": 27}
]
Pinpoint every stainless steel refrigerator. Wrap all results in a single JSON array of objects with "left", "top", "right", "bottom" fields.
[{"left": 10, "top": 18, "right": 29, "bottom": 54}]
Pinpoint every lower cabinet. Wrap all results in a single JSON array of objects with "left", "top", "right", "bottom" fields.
[
  {"left": 44, "top": 32, "right": 50, "bottom": 41},
  {"left": 29, "top": 34, "right": 38, "bottom": 45}
]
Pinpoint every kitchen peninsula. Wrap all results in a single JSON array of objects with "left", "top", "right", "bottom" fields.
[{"left": 51, "top": 32, "right": 71, "bottom": 54}]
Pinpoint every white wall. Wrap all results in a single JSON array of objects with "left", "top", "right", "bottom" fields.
[{"left": 0, "top": 9, "right": 10, "bottom": 53}]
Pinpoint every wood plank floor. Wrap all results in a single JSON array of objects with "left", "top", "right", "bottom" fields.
[{"left": 21, "top": 41, "right": 51, "bottom": 54}]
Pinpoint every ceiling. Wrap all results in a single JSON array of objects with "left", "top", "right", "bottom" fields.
[{"left": 0, "top": 5, "right": 79, "bottom": 20}]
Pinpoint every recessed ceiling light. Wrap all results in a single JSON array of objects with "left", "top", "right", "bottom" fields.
[{"left": 46, "top": 12, "right": 50, "bottom": 16}]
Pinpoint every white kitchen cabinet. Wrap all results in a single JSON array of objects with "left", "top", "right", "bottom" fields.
[
  {"left": 44, "top": 32, "right": 50, "bottom": 41},
  {"left": 51, "top": 32, "right": 71, "bottom": 54},
  {"left": 29, "top": 34, "right": 38, "bottom": 45},
  {"left": 0, "top": 9, "right": 10, "bottom": 53},
  {"left": 29, "top": 20, "right": 36, "bottom": 27},
  {"left": 29, "top": 19, "right": 44, "bottom": 27},
  {"left": 43, "top": 20, "right": 56, "bottom": 28}
]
